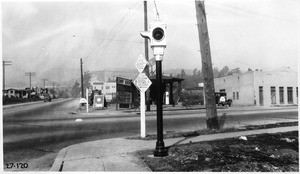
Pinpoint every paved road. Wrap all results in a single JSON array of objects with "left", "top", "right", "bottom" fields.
[{"left": 2, "top": 98, "right": 298, "bottom": 171}]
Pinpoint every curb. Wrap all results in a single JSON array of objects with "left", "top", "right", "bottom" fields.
[
  {"left": 173, "top": 126, "right": 299, "bottom": 146},
  {"left": 50, "top": 146, "right": 70, "bottom": 171},
  {"left": 50, "top": 126, "right": 299, "bottom": 171}
]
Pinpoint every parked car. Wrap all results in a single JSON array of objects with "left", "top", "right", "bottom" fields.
[
  {"left": 215, "top": 92, "right": 232, "bottom": 107},
  {"left": 44, "top": 94, "right": 52, "bottom": 102}
]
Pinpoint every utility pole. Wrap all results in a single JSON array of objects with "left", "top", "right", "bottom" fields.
[
  {"left": 25, "top": 72, "right": 36, "bottom": 100},
  {"left": 42, "top": 78, "right": 47, "bottom": 89},
  {"left": 80, "top": 58, "right": 84, "bottom": 98},
  {"left": 195, "top": 1, "right": 219, "bottom": 130},
  {"left": 2, "top": 61, "right": 12, "bottom": 102},
  {"left": 144, "top": 0, "right": 151, "bottom": 111}
]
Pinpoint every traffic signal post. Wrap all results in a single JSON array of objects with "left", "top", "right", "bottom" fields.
[{"left": 140, "top": 19, "right": 168, "bottom": 157}]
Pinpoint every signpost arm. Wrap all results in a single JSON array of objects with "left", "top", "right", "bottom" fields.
[{"left": 140, "top": 91, "right": 146, "bottom": 138}]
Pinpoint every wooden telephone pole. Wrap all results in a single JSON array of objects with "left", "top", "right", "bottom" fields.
[
  {"left": 80, "top": 58, "right": 84, "bottom": 98},
  {"left": 25, "top": 72, "right": 36, "bottom": 99},
  {"left": 195, "top": 1, "right": 219, "bottom": 130},
  {"left": 2, "top": 61, "right": 12, "bottom": 102}
]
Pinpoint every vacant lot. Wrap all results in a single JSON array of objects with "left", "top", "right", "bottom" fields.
[{"left": 137, "top": 131, "right": 298, "bottom": 172}]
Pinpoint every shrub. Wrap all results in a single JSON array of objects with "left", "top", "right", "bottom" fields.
[{"left": 181, "top": 90, "right": 203, "bottom": 106}]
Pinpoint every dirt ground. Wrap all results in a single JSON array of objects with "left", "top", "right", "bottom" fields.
[{"left": 137, "top": 131, "right": 299, "bottom": 172}]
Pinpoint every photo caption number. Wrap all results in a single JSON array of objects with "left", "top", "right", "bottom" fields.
[{"left": 5, "top": 163, "right": 28, "bottom": 169}]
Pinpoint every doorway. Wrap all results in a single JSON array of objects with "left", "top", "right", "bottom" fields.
[{"left": 259, "top": 86, "right": 264, "bottom": 106}]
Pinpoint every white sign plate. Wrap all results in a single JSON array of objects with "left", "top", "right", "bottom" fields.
[
  {"left": 133, "top": 73, "right": 152, "bottom": 92},
  {"left": 79, "top": 98, "right": 88, "bottom": 104},
  {"left": 135, "top": 54, "right": 148, "bottom": 73}
]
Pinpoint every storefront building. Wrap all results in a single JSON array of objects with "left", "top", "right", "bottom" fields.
[{"left": 214, "top": 67, "right": 298, "bottom": 106}]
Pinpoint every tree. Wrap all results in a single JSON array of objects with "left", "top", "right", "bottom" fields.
[
  {"left": 197, "top": 69, "right": 202, "bottom": 79},
  {"left": 193, "top": 68, "right": 197, "bottom": 77},
  {"left": 213, "top": 67, "right": 220, "bottom": 78},
  {"left": 71, "top": 81, "right": 80, "bottom": 97},
  {"left": 219, "top": 66, "right": 230, "bottom": 77},
  {"left": 180, "top": 69, "right": 187, "bottom": 89},
  {"left": 83, "top": 71, "right": 91, "bottom": 89},
  {"left": 180, "top": 69, "right": 186, "bottom": 78},
  {"left": 231, "top": 67, "right": 241, "bottom": 74}
]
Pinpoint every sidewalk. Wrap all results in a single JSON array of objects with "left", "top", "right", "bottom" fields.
[{"left": 50, "top": 126, "right": 298, "bottom": 172}]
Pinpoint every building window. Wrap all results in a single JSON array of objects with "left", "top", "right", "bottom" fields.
[
  {"left": 259, "top": 86, "right": 264, "bottom": 106},
  {"left": 233, "top": 92, "right": 235, "bottom": 100},
  {"left": 287, "top": 87, "right": 293, "bottom": 104},
  {"left": 106, "top": 86, "right": 110, "bottom": 90},
  {"left": 236, "top": 92, "right": 239, "bottom": 100},
  {"left": 270, "top": 86, "right": 276, "bottom": 104},
  {"left": 279, "top": 87, "right": 284, "bottom": 104}
]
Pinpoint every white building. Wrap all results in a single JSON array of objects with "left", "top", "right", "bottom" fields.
[
  {"left": 90, "top": 75, "right": 117, "bottom": 102},
  {"left": 92, "top": 82, "right": 104, "bottom": 91},
  {"left": 214, "top": 67, "right": 298, "bottom": 106},
  {"left": 103, "top": 81, "right": 116, "bottom": 102},
  {"left": 90, "top": 76, "right": 104, "bottom": 91}
]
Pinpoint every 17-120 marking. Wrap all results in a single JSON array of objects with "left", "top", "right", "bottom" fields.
[{"left": 5, "top": 163, "right": 28, "bottom": 169}]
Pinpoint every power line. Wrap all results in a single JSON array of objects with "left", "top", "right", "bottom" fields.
[
  {"left": 73, "top": 35, "right": 142, "bottom": 43},
  {"left": 83, "top": 1, "right": 142, "bottom": 60},
  {"left": 100, "top": 2, "right": 143, "bottom": 51},
  {"left": 153, "top": 0, "right": 160, "bottom": 19},
  {"left": 211, "top": 1, "right": 277, "bottom": 21}
]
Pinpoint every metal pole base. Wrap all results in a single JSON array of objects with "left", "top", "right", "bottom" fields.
[{"left": 154, "top": 141, "right": 168, "bottom": 157}]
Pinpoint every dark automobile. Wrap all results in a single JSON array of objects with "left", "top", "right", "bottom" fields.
[
  {"left": 215, "top": 92, "right": 232, "bottom": 107},
  {"left": 44, "top": 94, "right": 52, "bottom": 102}
]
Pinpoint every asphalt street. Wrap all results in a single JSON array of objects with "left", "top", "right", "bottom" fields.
[{"left": 2, "top": 98, "right": 298, "bottom": 171}]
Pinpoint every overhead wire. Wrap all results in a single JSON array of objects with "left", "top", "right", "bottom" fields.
[
  {"left": 73, "top": 35, "right": 142, "bottom": 43},
  {"left": 100, "top": 2, "right": 143, "bottom": 51},
  {"left": 84, "top": 0, "right": 142, "bottom": 60},
  {"left": 211, "top": 0, "right": 278, "bottom": 21},
  {"left": 153, "top": 0, "right": 160, "bottom": 19}
]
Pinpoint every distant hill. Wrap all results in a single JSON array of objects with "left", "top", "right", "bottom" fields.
[
  {"left": 90, "top": 68, "right": 197, "bottom": 82},
  {"left": 163, "top": 68, "right": 195, "bottom": 76},
  {"left": 39, "top": 66, "right": 80, "bottom": 87},
  {"left": 6, "top": 66, "right": 80, "bottom": 89},
  {"left": 5, "top": 66, "right": 200, "bottom": 89},
  {"left": 91, "top": 68, "right": 138, "bottom": 82}
]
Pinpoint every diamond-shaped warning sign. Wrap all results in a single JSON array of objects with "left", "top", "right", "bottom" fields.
[
  {"left": 135, "top": 54, "right": 148, "bottom": 73},
  {"left": 133, "top": 73, "right": 152, "bottom": 92}
]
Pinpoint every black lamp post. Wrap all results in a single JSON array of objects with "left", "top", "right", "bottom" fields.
[{"left": 154, "top": 60, "right": 168, "bottom": 157}]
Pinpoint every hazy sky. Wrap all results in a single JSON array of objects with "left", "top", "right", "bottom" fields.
[{"left": 1, "top": 0, "right": 299, "bottom": 86}]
